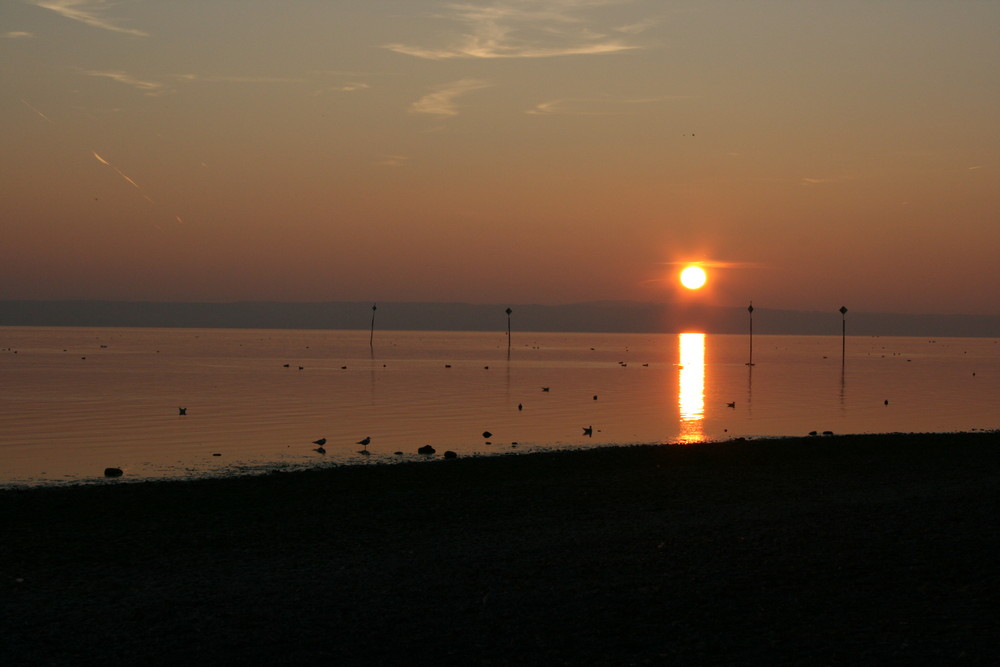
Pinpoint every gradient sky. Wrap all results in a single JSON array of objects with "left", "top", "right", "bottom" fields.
[{"left": 2, "top": 1, "right": 998, "bottom": 314}]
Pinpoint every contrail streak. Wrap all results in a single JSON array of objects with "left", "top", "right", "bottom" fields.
[
  {"left": 20, "top": 98, "right": 54, "bottom": 122},
  {"left": 92, "top": 151, "right": 154, "bottom": 203}
]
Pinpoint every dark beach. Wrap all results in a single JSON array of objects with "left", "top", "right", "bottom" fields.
[{"left": 2, "top": 433, "right": 998, "bottom": 665}]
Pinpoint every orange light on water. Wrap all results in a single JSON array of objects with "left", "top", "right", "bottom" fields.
[{"left": 677, "top": 332, "right": 706, "bottom": 443}]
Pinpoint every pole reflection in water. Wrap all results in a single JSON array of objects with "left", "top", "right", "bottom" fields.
[{"left": 677, "top": 332, "right": 706, "bottom": 443}]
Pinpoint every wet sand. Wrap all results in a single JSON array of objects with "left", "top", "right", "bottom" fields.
[{"left": 2, "top": 432, "right": 998, "bottom": 664}]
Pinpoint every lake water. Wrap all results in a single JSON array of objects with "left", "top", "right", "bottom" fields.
[{"left": 1, "top": 326, "right": 997, "bottom": 487}]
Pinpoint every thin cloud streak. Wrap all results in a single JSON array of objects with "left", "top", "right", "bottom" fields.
[
  {"left": 384, "top": 0, "right": 644, "bottom": 60},
  {"left": 661, "top": 261, "right": 769, "bottom": 270},
  {"left": 32, "top": 1, "right": 148, "bottom": 37},
  {"left": 410, "top": 79, "right": 492, "bottom": 116},
  {"left": 801, "top": 176, "right": 856, "bottom": 186},
  {"left": 20, "top": 99, "right": 54, "bottom": 122},
  {"left": 614, "top": 17, "right": 660, "bottom": 34},
  {"left": 93, "top": 150, "right": 153, "bottom": 203},
  {"left": 83, "top": 70, "right": 171, "bottom": 96},
  {"left": 4, "top": 31, "right": 36, "bottom": 39},
  {"left": 376, "top": 155, "right": 411, "bottom": 167},
  {"left": 173, "top": 73, "right": 306, "bottom": 84},
  {"left": 526, "top": 95, "right": 690, "bottom": 116}
]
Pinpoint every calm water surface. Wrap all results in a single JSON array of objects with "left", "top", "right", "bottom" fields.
[{"left": 1, "top": 327, "right": 997, "bottom": 486}]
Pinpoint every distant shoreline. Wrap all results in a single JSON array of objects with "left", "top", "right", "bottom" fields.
[{"left": 2, "top": 299, "right": 999, "bottom": 337}]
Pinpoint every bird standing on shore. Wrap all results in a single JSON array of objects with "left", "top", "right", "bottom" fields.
[
  {"left": 357, "top": 436, "right": 371, "bottom": 453},
  {"left": 583, "top": 425, "right": 593, "bottom": 437}
]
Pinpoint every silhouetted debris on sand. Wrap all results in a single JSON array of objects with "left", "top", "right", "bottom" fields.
[{"left": 2, "top": 432, "right": 998, "bottom": 664}]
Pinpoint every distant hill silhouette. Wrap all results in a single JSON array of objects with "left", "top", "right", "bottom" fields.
[{"left": 1, "top": 300, "right": 997, "bottom": 337}]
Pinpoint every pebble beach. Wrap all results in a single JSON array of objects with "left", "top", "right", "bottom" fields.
[{"left": 2, "top": 432, "right": 998, "bottom": 664}]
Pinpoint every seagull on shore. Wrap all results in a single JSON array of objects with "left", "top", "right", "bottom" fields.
[
  {"left": 357, "top": 436, "right": 371, "bottom": 453},
  {"left": 583, "top": 425, "right": 593, "bottom": 437},
  {"left": 313, "top": 438, "right": 327, "bottom": 446}
]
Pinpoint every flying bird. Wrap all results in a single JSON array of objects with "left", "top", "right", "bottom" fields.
[
  {"left": 178, "top": 407, "right": 187, "bottom": 415},
  {"left": 583, "top": 425, "right": 593, "bottom": 437}
]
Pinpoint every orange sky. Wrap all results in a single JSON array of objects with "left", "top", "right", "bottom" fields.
[{"left": 2, "top": 1, "right": 998, "bottom": 314}]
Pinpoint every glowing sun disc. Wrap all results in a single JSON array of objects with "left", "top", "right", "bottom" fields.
[{"left": 680, "top": 265, "right": 707, "bottom": 290}]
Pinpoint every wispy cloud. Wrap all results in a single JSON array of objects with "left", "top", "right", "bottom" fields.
[
  {"left": 329, "top": 83, "right": 370, "bottom": 92},
  {"left": 172, "top": 73, "right": 306, "bottom": 84},
  {"left": 83, "top": 69, "right": 172, "bottom": 96},
  {"left": 3, "top": 31, "right": 36, "bottom": 39},
  {"left": 32, "top": 1, "right": 148, "bottom": 37},
  {"left": 614, "top": 17, "right": 660, "bottom": 35},
  {"left": 376, "top": 155, "right": 411, "bottom": 167},
  {"left": 385, "top": 1, "right": 644, "bottom": 60},
  {"left": 800, "top": 176, "right": 854, "bottom": 186},
  {"left": 526, "top": 95, "right": 689, "bottom": 116},
  {"left": 410, "top": 79, "right": 491, "bottom": 116}
]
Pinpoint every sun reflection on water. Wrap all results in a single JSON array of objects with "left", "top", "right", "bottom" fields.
[{"left": 677, "top": 332, "right": 706, "bottom": 443}]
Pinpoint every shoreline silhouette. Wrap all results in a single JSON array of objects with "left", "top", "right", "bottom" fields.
[{"left": 2, "top": 431, "right": 997, "bottom": 664}]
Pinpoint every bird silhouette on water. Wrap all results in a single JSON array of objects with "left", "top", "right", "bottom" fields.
[
  {"left": 582, "top": 425, "right": 593, "bottom": 437},
  {"left": 357, "top": 436, "right": 371, "bottom": 454},
  {"left": 312, "top": 437, "right": 327, "bottom": 454},
  {"left": 178, "top": 407, "right": 187, "bottom": 415}
]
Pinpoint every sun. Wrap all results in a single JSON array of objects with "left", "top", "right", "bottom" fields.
[{"left": 680, "top": 265, "right": 707, "bottom": 290}]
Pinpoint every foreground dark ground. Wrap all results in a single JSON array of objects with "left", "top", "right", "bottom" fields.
[{"left": 2, "top": 433, "right": 998, "bottom": 665}]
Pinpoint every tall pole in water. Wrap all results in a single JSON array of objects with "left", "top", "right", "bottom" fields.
[
  {"left": 370, "top": 303, "right": 377, "bottom": 349},
  {"left": 839, "top": 305, "right": 848, "bottom": 367},
  {"left": 505, "top": 307, "right": 512, "bottom": 357},
  {"left": 747, "top": 302, "right": 754, "bottom": 366}
]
